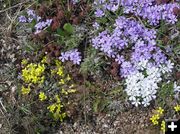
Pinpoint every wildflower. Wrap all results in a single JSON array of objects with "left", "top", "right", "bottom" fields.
[
  {"left": 95, "top": 9, "right": 105, "bottom": 17},
  {"left": 66, "top": 74, "right": 71, "bottom": 81},
  {"left": 161, "top": 120, "right": 166, "bottom": 132},
  {"left": 21, "top": 85, "right": 30, "bottom": 95},
  {"left": 59, "top": 49, "right": 81, "bottom": 65},
  {"left": 18, "top": 16, "right": 27, "bottom": 23},
  {"left": 22, "top": 63, "right": 45, "bottom": 84},
  {"left": 59, "top": 79, "right": 65, "bottom": 85},
  {"left": 39, "top": 92, "right": 47, "bottom": 101},
  {"left": 156, "top": 107, "right": 164, "bottom": 115},
  {"left": 57, "top": 67, "right": 64, "bottom": 76},
  {"left": 41, "top": 56, "right": 47, "bottom": 63},
  {"left": 174, "top": 82, "right": 180, "bottom": 93},
  {"left": 47, "top": 104, "right": 56, "bottom": 113},
  {"left": 174, "top": 105, "right": 180, "bottom": 112},
  {"left": 61, "top": 88, "right": 68, "bottom": 95},
  {"left": 21, "top": 59, "right": 28, "bottom": 65},
  {"left": 150, "top": 114, "right": 160, "bottom": 125}
]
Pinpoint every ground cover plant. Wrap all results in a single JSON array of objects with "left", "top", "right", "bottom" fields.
[{"left": 0, "top": 0, "right": 180, "bottom": 134}]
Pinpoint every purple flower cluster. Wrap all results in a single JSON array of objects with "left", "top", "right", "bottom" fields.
[
  {"left": 18, "top": 9, "right": 41, "bottom": 23},
  {"left": 121, "top": 0, "right": 179, "bottom": 25},
  {"left": 34, "top": 19, "right": 52, "bottom": 34},
  {"left": 59, "top": 49, "right": 81, "bottom": 65},
  {"left": 92, "top": 16, "right": 168, "bottom": 77},
  {"left": 18, "top": 9, "right": 52, "bottom": 34},
  {"left": 94, "top": 0, "right": 179, "bottom": 25},
  {"left": 92, "top": 15, "right": 175, "bottom": 107}
]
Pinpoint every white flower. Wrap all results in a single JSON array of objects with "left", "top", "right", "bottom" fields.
[
  {"left": 174, "top": 82, "right": 180, "bottom": 93},
  {"left": 132, "top": 98, "right": 141, "bottom": 107}
]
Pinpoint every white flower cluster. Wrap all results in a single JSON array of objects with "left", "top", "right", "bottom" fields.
[{"left": 124, "top": 59, "right": 174, "bottom": 107}]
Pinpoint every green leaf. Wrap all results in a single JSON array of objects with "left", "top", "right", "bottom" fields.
[
  {"left": 57, "top": 28, "right": 65, "bottom": 36},
  {"left": 63, "top": 23, "right": 74, "bottom": 34}
]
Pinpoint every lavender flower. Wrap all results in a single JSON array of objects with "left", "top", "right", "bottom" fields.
[
  {"left": 91, "top": 15, "right": 174, "bottom": 107},
  {"left": 95, "top": 9, "right": 105, "bottom": 17},
  {"left": 59, "top": 49, "right": 81, "bottom": 65},
  {"left": 34, "top": 19, "right": 53, "bottom": 34},
  {"left": 18, "top": 16, "right": 27, "bottom": 23}
]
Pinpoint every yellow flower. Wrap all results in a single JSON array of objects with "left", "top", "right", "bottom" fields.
[
  {"left": 161, "top": 120, "right": 165, "bottom": 132},
  {"left": 157, "top": 107, "right": 164, "bottom": 115},
  {"left": 150, "top": 114, "right": 160, "bottom": 125},
  {"left": 174, "top": 105, "right": 180, "bottom": 112},
  {"left": 39, "top": 92, "right": 47, "bottom": 101},
  {"left": 21, "top": 59, "right": 28, "bottom": 65},
  {"left": 55, "top": 95, "right": 61, "bottom": 103},
  {"left": 66, "top": 74, "right": 71, "bottom": 81},
  {"left": 22, "top": 63, "right": 45, "bottom": 84},
  {"left": 21, "top": 85, "right": 30, "bottom": 95},
  {"left": 59, "top": 79, "right": 65, "bottom": 85},
  {"left": 41, "top": 56, "right": 47, "bottom": 63},
  {"left": 47, "top": 104, "right": 56, "bottom": 113},
  {"left": 68, "top": 89, "right": 76, "bottom": 93},
  {"left": 61, "top": 88, "right": 68, "bottom": 95},
  {"left": 57, "top": 67, "right": 64, "bottom": 76}
]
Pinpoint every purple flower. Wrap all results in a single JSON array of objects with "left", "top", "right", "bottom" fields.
[
  {"left": 59, "top": 49, "right": 81, "bottom": 65},
  {"left": 95, "top": 9, "right": 105, "bottom": 17},
  {"left": 18, "top": 16, "right": 27, "bottom": 23}
]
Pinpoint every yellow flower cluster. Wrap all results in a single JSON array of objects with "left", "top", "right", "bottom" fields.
[
  {"left": 150, "top": 107, "right": 164, "bottom": 125},
  {"left": 150, "top": 114, "right": 160, "bottom": 125},
  {"left": 21, "top": 85, "right": 31, "bottom": 95},
  {"left": 39, "top": 92, "right": 47, "bottom": 101},
  {"left": 22, "top": 63, "right": 45, "bottom": 84},
  {"left": 160, "top": 120, "right": 165, "bottom": 132},
  {"left": 174, "top": 105, "right": 180, "bottom": 112},
  {"left": 47, "top": 95, "right": 66, "bottom": 121}
]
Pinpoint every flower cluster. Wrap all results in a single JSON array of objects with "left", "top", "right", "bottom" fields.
[
  {"left": 21, "top": 85, "right": 31, "bottom": 95},
  {"left": 22, "top": 63, "right": 45, "bottom": 85},
  {"left": 47, "top": 95, "right": 66, "bottom": 121},
  {"left": 150, "top": 107, "right": 164, "bottom": 125},
  {"left": 121, "top": 0, "right": 179, "bottom": 25},
  {"left": 59, "top": 49, "right": 82, "bottom": 65},
  {"left": 94, "top": 0, "right": 180, "bottom": 25},
  {"left": 92, "top": 16, "right": 174, "bottom": 106},
  {"left": 18, "top": 9, "right": 41, "bottom": 23},
  {"left": 18, "top": 9, "right": 52, "bottom": 34},
  {"left": 21, "top": 58, "right": 76, "bottom": 121}
]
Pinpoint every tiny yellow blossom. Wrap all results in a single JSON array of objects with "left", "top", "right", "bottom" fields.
[
  {"left": 41, "top": 56, "right": 47, "bottom": 63},
  {"left": 157, "top": 107, "right": 164, "bottom": 115},
  {"left": 61, "top": 88, "right": 68, "bottom": 95},
  {"left": 55, "top": 95, "right": 61, "bottom": 103},
  {"left": 69, "top": 84, "right": 74, "bottom": 88},
  {"left": 21, "top": 59, "right": 28, "bottom": 65},
  {"left": 39, "top": 92, "right": 47, "bottom": 101},
  {"left": 59, "top": 79, "right": 65, "bottom": 85},
  {"left": 66, "top": 74, "right": 71, "bottom": 81},
  {"left": 57, "top": 67, "right": 64, "bottom": 76},
  {"left": 47, "top": 104, "right": 56, "bottom": 112},
  {"left": 68, "top": 89, "right": 76, "bottom": 93},
  {"left": 174, "top": 105, "right": 180, "bottom": 112},
  {"left": 21, "top": 85, "right": 30, "bottom": 95},
  {"left": 150, "top": 114, "right": 160, "bottom": 125},
  {"left": 161, "top": 120, "right": 165, "bottom": 132}
]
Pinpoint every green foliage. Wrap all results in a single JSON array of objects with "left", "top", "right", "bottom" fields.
[
  {"left": 80, "top": 46, "right": 105, "bottom": 75},
  {"left": 156, "top": 82, "right": 174, "bottom": 107},
  {"left": 63, "top": 23, "right": 74, "bottom": 34}
]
